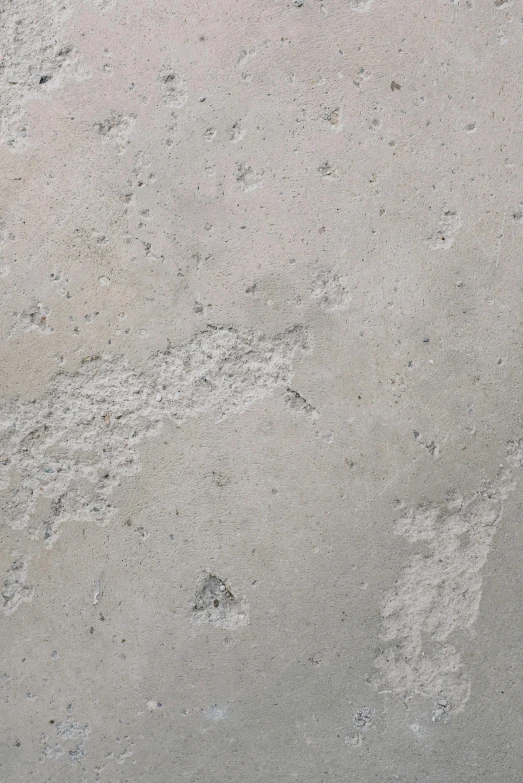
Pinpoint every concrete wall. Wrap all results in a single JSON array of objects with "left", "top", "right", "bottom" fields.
[{"left": 1, "top": 0, "right": 522, "bottom": 780}]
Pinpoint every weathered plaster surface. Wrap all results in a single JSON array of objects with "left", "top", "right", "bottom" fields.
[{"left": 1, "top": 0, "right": 523, "bottom": 780}]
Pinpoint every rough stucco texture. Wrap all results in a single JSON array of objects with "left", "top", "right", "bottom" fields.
[{"left": 1, "top": 0, "right": 523, "bottom": 780}]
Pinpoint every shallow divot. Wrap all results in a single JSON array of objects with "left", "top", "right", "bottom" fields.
[
  {"left": 158, "top": 68, "right": 188, "bottom": 108},
  {"left": 310, "top": 271, "right": 351, "bottom": 311},
  {"left": 428, "top": 207, "right": 462, "bottom": 250},
  {"left": 283, "top": 388, "right": 319, "bottom": 420},
  {"left": 191, "top": 573, "right": 249, "bottom": 629}
]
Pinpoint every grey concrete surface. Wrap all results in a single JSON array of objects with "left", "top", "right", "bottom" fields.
[{"left": 1, "top": 0, "right": 523, "bottom": 780}]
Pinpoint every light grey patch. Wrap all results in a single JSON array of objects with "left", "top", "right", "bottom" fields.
[
  {"left": 318, "top": 161, "right": 339, "bottom": 179},
  {"left": 353, "top": 706, "right": 374, "bottom": 729},
  {"left": 283, "top": 388, "right": 319, "bottom": 420},
  {"left": 93, "top": 573, "right": 103, "bottom": 605},
  {"left": 95, "top": 112, "right": 136, "bottom": 153},
  {"left": 1, "top": 556, "right": 33, "bottom": 615},
  {"left": 158, "top": 69, "right": 187, "bottom": 108},
  {"left": 432, "top": 696, "right": 451, "bottom": 722},
  {"left": 0, "top": 2, "right": 89, "bottom": 147},
  {"left": 310, "top": 272, "right": 351, "bottom": 311},
  {"left": 236, "top": 163, "right": 264, "bottom": 191},
  {"left": 205, "top": 704, "right": 229, "bottom": 720},
  {"left": 346, "top": 706, "right": 375, "bottom": 747},
  {"left": 9, "top": 302, "right": 53, "bottom": 336},
  {"left": 191, "top": 573, "right": 249, "bottom": 629},
  {"left": 349, "top": 0, "right": 374, "bottom": 11},
  {"left": 230, "top": 121, "right": 245, "bottom": 142},
  {"left": 372, "top": 468, "right": 515, "bottom": 717},
  {"left": 55, "top": 721, "right": 90, "bottom": 741},
  {"left": 428, "top": 207, "right": 462, "bottom": 250},
  {"left": 413, "top": 431, "right": 440, "bottom": 459},
  {"left": 353, "top": 67, "right": 372, "bottom": 87},
  {"left": 67, "top": 745, "right": 85, "bottom": 766},
  {"left": 41, "top": 740, "right": 64, "bottom": 761},
  {"left": 236, "top": 47, "right": 256, "bottom": 67},
  {"left": 41, "top": 719, "right": 90, "bottom": 765},
  {"left": 325, "top": 107, "right": 341, "bottom": 130},
  {"left": 210, "top": 471, "right": 231, "bottom": 487},
  {"left": 507, "top": 438, "right": 523, "bottom": 468}
]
